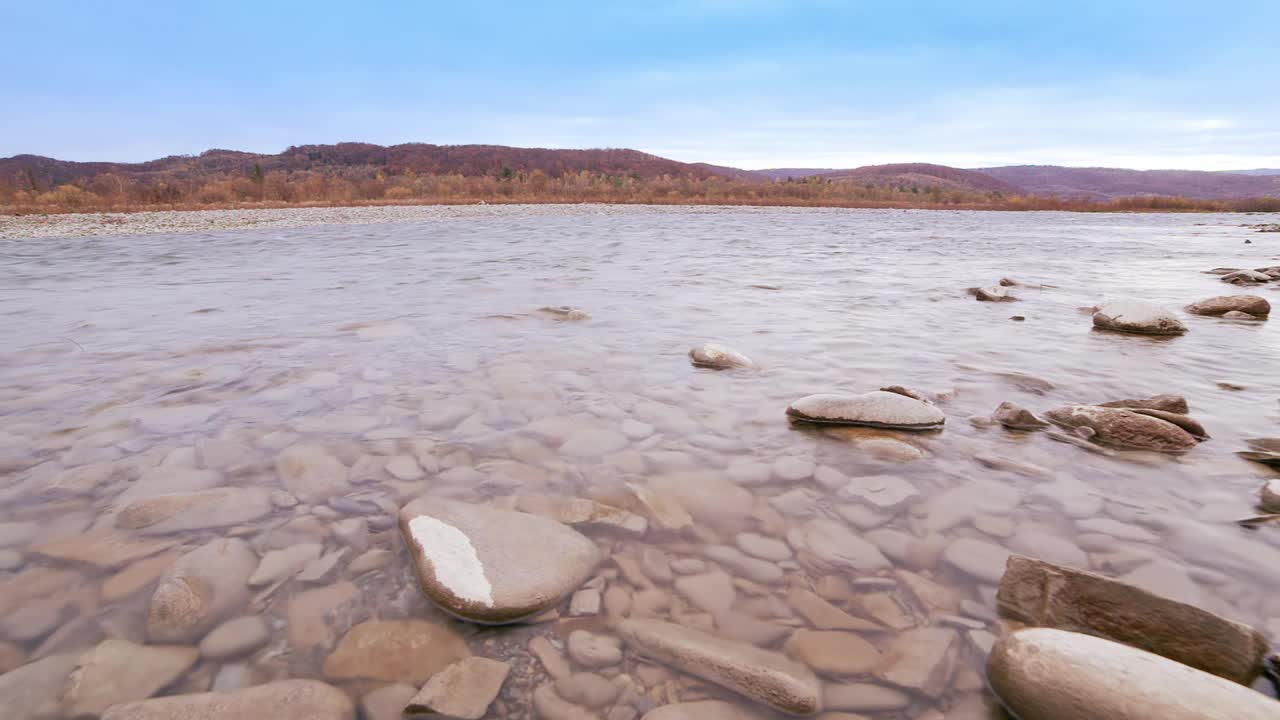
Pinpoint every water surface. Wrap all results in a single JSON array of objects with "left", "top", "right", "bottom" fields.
[{"left": 3, "top": 206, "right": 1279, "bottom": 718}]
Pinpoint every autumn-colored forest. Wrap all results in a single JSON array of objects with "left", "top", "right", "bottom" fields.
[
  {"left": 3, "top": 143, "right": 1279, "bottom": 214},
  {"left": 6, "top": 167, "right": 1280, "bottom": 214}
]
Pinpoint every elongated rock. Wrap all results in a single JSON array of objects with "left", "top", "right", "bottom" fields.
[
  {"left": 1186, "top": 295, "right": 1270, "bottom": 317},
  {"left": 997, "top": 555, "right": 1268, "bottom": 683},
  {"left": 617, "top": 618, "right": 822, "bottom": 715},
  {"left": 398, "top": 498, "right": 601, "bottom": 624},
  {"left": 101, "top": 679, "right": 355, "bottom": 720},
  {"left": 1092, "top": 299, "right": 1186, "bottom": 335},
  {"left": 1044, "top": 405, "right": 1199, "bottom": 452},
  {"left": 987, "top": 628, "right": 1280, "bottom": 720},
  {"left": 786, "top": 391, "right": 944, "bottom": 430},
  {"left": 1098, "top": 394, "right": 1189, "bottom": 414}
]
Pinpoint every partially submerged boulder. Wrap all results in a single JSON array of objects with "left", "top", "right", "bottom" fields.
[
  {"left": 398, "top": 498, "right": 601, "bottom": 624},
  {"left": 689, "top": 343, "right": 755, "bottom": 370},
  {"left": 968, "top": 286, "right": 1017, "bottom": 302},
  {"left": 1092, "top": 299, "right": 1186, "bottom": 335},
  {"left": 1221, "top": 270, "right": 1273, "bottom": 285},
  {"left": 987, "top": 628, "right": 1280, "bottom": 720},
  {"left": 787, "top": 391, "right": 945, "bottom": 431},
  {"left": 992, "top": 401, "right": 1049, "bottom": 430},
  {"left": 1043, "top": 405, "right": 1200, "bottom": 452},
  {"left": 1097, "top": 394, "right": 1189, "bottom": 414},
  {"left": 996, "top": 555, "right": 1268, "bottom": 684},
  {"left": 1186, "top": 295, "right": 1270, "bottom": 318}
]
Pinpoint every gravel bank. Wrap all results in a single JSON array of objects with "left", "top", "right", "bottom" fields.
[{"left": 0, "top": 203, "right": 806, "bottom": 240}]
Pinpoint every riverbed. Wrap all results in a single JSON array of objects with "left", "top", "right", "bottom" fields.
[{"left": 2, "top": 205, "right": 1279, "bottom": 718}]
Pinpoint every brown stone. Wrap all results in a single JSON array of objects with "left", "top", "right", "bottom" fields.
[
  {"left": 287, "top": 582, "right": 360, "bottom": 656},
  {"left": 617, "top": 618, "right": 822, "bottom": 715},
  {"left": 873, "top": 627, "right": 958, "bottom": 698},
  {"left": 784, "top": 630, "right": 882, "bottom": 676},
  {"left": 31, "top": 528, "right": 180, "bottom": 569},
  {"left": 322, "top": 619, "right": 470, "bottom": 686},
  {"left": 101, "top": 679, "right": 354, "bottom": 720},
  {"left": 406, "top": 657, "right": 510, "bottom": 718},
  {"left": 1186, "top": 295, "right": 1270, "bottom": 317},
  {"left": 102, "top": 552, "right": 179, "bottom": 602},
  {"left": 1044, "top": 405, "right": 1199, "bottom": 451},
  {"left": 788, "top": 588, "right": 883, "bottom": 631},
  {"left": 1097, "top": 394, "right": 1189, "bottom": 414},
  {"left": 996, "top": 555, "right": 1268, "bottom": 684}
]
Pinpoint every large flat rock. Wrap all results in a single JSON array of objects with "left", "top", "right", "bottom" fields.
[
  {"left": 997, "top": 555, "right": 1268, "bottom": 684},
  {"left": 787, "top": 391, "right": 945, "bottom": 430},
  {"left": 1092, "top": 298, "right": 1186, "bottom": 335},
  {"left": 322, "top": 619, "right": 470, "bottom": 686},
  {"left": 987, "top": 628, "right": 1280, "bottom": 720},
  {"left": 617, "top": 618, "right": 823, "bottom": 715},
  {"left": 398, "top": 498, "right": 601, "bottom": 624}
]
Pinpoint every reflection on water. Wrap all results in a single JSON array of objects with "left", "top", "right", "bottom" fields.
[{"left": 2, "top": 206, "right": 1279, "bottom": 718}]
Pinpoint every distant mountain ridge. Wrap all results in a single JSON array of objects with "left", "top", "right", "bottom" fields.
[
  {"left": 979, "top": 165, "right": 1280, "bottom": 200},
  {"left": 3, "top": 143, "right": 1278, "bottom": 200}
]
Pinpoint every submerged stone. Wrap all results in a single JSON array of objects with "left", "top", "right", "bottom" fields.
[
  {"left": 101, "top": 679, "right": 355, "bottom": 720},
  {"left": 147, "top": 538, "right": 255, "bottom": 643},
  {"left": 617, "top": 618, "right": 823, "bottom": 715},
  {"left": 398, "top": 498, "right": 601, "bottom": 624},
  {"left": 787, "top": 391, "right": 945, "bottom": 431},
  {"left": 987, "top": 628, "right": 1280, "bottom": 720},
  {"left": 323, "top": 619, "right": 470, "bottom": 686}
]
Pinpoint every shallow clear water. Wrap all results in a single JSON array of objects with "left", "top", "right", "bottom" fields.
[{"left": 2, "top": 206, "right": 1280, "bottom": 718}]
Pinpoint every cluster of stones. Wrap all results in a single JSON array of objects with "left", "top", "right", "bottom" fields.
[{"left": 987, "top": 556, "right": 1276, "bottom": 719}]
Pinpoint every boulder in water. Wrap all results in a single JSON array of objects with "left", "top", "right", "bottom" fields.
[
  {"left": 1186, "top": 295, "right": 1270, "bottom": 317},
  {"left": 1092, "top": 299, "right": 1186, "bottom": 335},
  {"left": 787, "top": 391, "right": 945, "bottom": 431},
  {"left": 398, "top": 498, "right": 601, "bottom": 624},
  {"left": 992, "top": 401, "right": 1049, "bottom": 430},
  {"left": 987, "top": 628, "right": 1280, "bottom": 720},
  {"left": 1221, "top": 270, "right": 1272, "bottom": 285},
  {"left": 969, "top": 286, "right": 1017, "bottom": 302},
  {"left": 1043, "top": 405, "right": 1199, "bottom": 452},
  {"left": 689, "top": 343, "right": 755, "bottom": 370}
]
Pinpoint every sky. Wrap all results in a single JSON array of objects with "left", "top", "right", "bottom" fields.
[{"left": 3, "top": 0, "right": 1278, "bottom": 170}]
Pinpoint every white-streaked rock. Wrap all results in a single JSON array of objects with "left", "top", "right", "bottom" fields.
[{"left": 398, "top": 498, "right": 601, "bottom": 624}]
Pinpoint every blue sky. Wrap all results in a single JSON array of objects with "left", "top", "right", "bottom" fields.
[{"left": 3, "top": 0, "right": 1278, "bottom": 170}]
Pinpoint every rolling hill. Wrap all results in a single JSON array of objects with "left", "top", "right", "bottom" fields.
[
  {"left": 4, "top": 143, "right": 1280, "bottom": 203},
  {"left": 980, "top": 165, "right": 1280, "bottom": 200}
]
